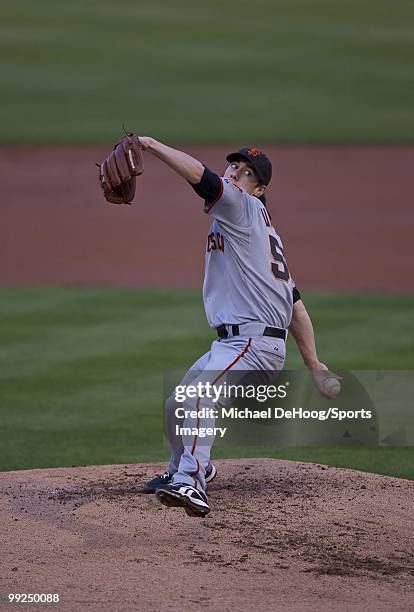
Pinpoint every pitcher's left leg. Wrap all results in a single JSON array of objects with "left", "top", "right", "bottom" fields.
[{"left": 171, "top": 338, "right": 254, "bottom": 490}]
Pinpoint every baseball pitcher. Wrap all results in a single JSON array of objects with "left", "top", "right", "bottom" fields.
[{"left": 98, "top": 136, "right": 340, "bottom": 517}]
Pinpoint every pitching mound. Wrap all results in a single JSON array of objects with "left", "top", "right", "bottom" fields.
[{"left": 1, "top": 459, "right": 413, "bottom": 611}]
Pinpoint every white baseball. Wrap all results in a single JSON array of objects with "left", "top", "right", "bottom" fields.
[{"left": 324, "top": 377, "right": 341, "bottom": 397}]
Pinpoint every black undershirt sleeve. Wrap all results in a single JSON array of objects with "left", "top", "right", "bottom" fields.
[
  {"left": 292, "top": 287, "right": 301, "bottom": 303},
  {"left": 189, "top": 167, "right": 222, "bottom": 203}
]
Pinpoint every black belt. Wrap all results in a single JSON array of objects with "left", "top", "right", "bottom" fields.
[{"left": 216, "top": 324, "right": 286, "bottom": 341}]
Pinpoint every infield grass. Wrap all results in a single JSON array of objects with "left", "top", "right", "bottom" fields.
[
  {"left": 1, "top": 1, "right": 413, "bottom": 144},
  {"left": 0, "top": 288, "right": 413, "bottom": 478}
]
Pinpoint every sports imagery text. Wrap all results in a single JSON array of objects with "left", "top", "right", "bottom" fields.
[{"left": 172, "top": 382, "right": 372, "bottom": 439}]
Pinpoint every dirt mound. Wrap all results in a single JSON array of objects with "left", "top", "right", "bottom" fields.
[{"left": 1, "top": 459, "right": 413, "bottom": 611}]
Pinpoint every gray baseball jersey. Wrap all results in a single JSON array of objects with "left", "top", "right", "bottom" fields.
[{"left": 203, "top": 178, "right": 295, "bottom": 329}]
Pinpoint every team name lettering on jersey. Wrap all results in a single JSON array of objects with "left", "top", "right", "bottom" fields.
[{"left": 207, "top": 231, "right": 224, "bottom": 253}]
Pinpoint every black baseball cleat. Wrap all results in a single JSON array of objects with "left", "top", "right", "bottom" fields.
[
  {"left": 143, "top": 471, "right": 172, "bottom": 494},
  {"left": 143, "top": 463, "right": 217, "bottom": 494},
  {"left": 155, "top": 483, "right": 210, "bottom": 517},
  {"left": 205, "top": 463, "right": 217, "bottom": 485}
]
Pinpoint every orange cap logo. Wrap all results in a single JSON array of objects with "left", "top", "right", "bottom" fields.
[{"left": 247, "top": 148, "right": 262, "bottom": 157}]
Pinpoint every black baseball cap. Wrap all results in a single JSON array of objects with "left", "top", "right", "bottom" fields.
[{"left": 226, "top": 147, "right": 272, "bottom": 186}]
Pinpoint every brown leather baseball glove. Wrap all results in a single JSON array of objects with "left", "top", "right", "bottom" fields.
[{"left": 98, "top": 133, "right": 144, "bottom": 204}]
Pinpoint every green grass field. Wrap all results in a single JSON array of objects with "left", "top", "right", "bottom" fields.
[
  {"left": 1, "top": 1, "right": 413, "bottom": 144},
  {"left": 0, "top": 288, "right": 413, "bottom": 478}
]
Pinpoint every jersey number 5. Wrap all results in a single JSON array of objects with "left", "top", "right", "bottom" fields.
[{"left": 269, "top": 235, "right": 290, "bottom": 281}]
